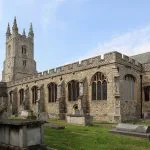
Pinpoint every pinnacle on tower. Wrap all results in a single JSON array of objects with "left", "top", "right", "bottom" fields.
[
  {"left": 6, "top": 23, "right": 11, "bottom": 37},
  {"left": 28, "top": 23, "right": 34, "bottom": 38},
  {"left": 22, "top": 28, "right": 26, "bottom": 36},
  {"left": 12, "top": 16, "right": 18, "bottom": 34}
]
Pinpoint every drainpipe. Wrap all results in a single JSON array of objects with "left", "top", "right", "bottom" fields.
[{"left": 140, "top": 75, "right": 143, "bottom": 119}]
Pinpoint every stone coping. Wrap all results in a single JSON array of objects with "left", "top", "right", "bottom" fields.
[{"left": 0, "top": 119, "right": 45, "bottom": 127}]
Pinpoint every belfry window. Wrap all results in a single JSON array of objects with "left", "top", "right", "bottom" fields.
[
  {"left": 144, "top": 86, "right": 150, "bottom": 101},
  {"left": 124, "top": 74, "right": 135, "bottom": 100},
  {"left": 19, "top": 89, "right": 24, "bottom": 105},
  {"left": 68, "top": 80, "right": 79, "bottom": 101},
  {"left": 91, "top": 72, "right": 107, "bottom": 100},
  {"left": 32, "top": 86, "right": 38, "bottom": 104},
  {"left": 22, "top": 45, "right": 27, "bottom": 55},
  {"left": 23, "top": 60, "right": 27, "bottom": 67},
  {"left": 48, "top": 83, "right": 57, "bottom": 103}
]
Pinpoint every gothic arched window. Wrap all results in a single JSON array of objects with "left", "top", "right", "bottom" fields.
[
  {"left": 102, "top": 80, "right": 107, "bottom": 100},
  {"left": 19, "top": 89, "right": 24, "bottom": 105},
  {"left": 124, "top": 74, "right": 135, "bottom": 100},
  {"left": 48, "top": 83, "right": 57, "bottom": 103},
  {"left": 91, "top": 72, "right": 107, "bottom": 100},
  {"left": 68, "top": 80, "right": 79, "bottom": 101},
  {"left": 32, "top": 86, "right": 38, "bottom": 104}
]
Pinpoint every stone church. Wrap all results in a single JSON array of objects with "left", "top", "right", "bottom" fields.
[{"left": 0, "top": 18, "right": 150, "bottom": 123}]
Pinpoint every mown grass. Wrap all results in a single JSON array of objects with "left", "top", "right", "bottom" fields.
[{"left": 44, "top": 119, "right": 150, "bottom": 150}]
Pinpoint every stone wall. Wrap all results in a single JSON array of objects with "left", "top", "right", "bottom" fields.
[
  {"left": 119, "top": 63, "right": 142, "bottom": 121},
  {"left": 5, "top": 51, "right": 143, "bottom": 122},
  {"left": 142, "top": 71, "right": 150, "bottom": 113},
  {"left": 132, "top": 52, "right": 150, "bottom": 117}
]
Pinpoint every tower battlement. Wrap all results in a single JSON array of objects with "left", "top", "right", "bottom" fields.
[{"left": 6, "top": 17, "right": 34, "bottom": 41}]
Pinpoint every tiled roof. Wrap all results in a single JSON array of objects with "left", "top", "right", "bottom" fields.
[{"left": 131, "top": 52, "right": 150, "bottom": 64}]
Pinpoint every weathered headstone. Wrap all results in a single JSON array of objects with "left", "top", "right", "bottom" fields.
[
  {"left": 66, "top": 114, "right": 93, "bottom": 126},
  {"left": 20, "top": 110, "right": 29, "bottom": 118},
  {"left": 110, "top": 123, "right": 150, "bottom": 138},
  {"left": 116, "top": 123, "right": 150, "bottom": 133},
  {"left": 39, "top": 112, "right": 49, "bottom": 122},
  {"left": 0, "top": 120, "right": 47, "bottom": 149},
  {"left": 46, "top": 123, "right": 65, "bottom": 130},
  {"left": 143, "top": 111, "right": 150, "bottom": 119}
]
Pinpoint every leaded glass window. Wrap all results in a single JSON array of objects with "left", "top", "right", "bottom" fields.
[
  {"left": 48, "top": 83, "right": 57, "bottom": 103},
  {"left": 68, "top": 80, "right": 79, "bottom": 101},
  {"left": 91, "top": 72, "right": 107, "bottom": 100}
]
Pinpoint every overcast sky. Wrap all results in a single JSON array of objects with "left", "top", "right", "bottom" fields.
[{"left": 1, "top": 0, "right": 150, "bottom": 80}]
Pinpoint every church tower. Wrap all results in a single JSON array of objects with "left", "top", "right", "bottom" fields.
[{"left": 2, "top": 17, "right": 37, "bottom": 82}]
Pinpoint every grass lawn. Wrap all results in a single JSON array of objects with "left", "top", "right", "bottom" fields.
[{"left": 44, "top": 119, "right": 150, "bottom": 150}]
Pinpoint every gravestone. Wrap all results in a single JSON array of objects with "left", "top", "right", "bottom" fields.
[
  {"left": 110, "top": 123, "right": 150, "bottom": 139},
  {"left": 20, "top": 110, "right": 29, "bottom": 118},
  {"left": 39, "top": 112, "right": 49, "bottom": 122},
  {"left": 0, "top": 120, "right": 47, "bottom": 150},
  {"left": 143, "top": 111, "right": 150, "bottom": 119},
  {"left": 116, "top": 123, "right": 150, "bottom": 133},
  {"left": 66, "top": 114, "right": 93, "bottom": 126},
  {"left": 45, "top": 123, "right": 65, "bottom": 130}
]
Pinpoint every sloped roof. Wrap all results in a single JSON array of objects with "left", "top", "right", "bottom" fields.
[{"left": 131, "top": 52, "right": 150, "bottom": 64}]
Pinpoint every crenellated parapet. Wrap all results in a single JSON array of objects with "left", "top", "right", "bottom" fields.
[{"left": 7, "top": 51, "right": 142, "bottom": 87}]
